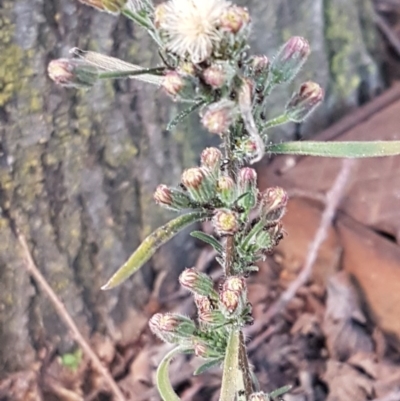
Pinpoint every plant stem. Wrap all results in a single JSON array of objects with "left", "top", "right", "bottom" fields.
[{"left": 222, "top": 130, "right": 253, "bottom": 399}]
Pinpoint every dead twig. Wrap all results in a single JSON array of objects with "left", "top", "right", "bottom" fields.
[{"left": 15, "top": 230, "right": 127, "bottom": 401}]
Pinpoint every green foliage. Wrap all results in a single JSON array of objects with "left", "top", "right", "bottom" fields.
[{"left": 60, "top": 348, "right": 83, "bottom": 371}]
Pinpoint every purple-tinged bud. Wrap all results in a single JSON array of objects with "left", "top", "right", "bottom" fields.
[
  {"left": 217, "top": 176, "right": 236, "bottom": 205},
  {"left": 48, "top": 59, "right": 98, "bottom": 88},
  {"left": 220, "top": 5, "right": 251, "bottom": 34},
  {"left": 153, "top": 184, "right": 192, "bottom": 210},
  {"left": 194, "top": 294, "right": 213, "bottom": 314},
  {"left": 271, "top": 36, "right": 310, "bottom": 84},
  {"left": 181, "top": 167, "right": 215, "bottom": 203},
  {"left": 237, "top": 167, "right": 258, "bottom": 211},
  {"left": 251, "top": 55, "right": 270, "bottom": 76},
  {"left": 285, "top": 81, "right": 324, "bottom": 122},
  {"left": 201, "top": 147, "right": 222, "bottom": 171},
  {"left": 223, "top": 276, "right": 246, "bottom": 293},
  {"left": 201, "top": 100, "right": 237, "bottom": 135},
  {"left": 149, "top": 313, "right": 196, "bottom": 343},
  {"left": 193, "top": 340, "right": 222, "bottom": 359},
  {"left": 179, "top": 268, "right": 215, "bottom": 297},
  {"left": 161, "top": 70, "right": 185, "bottom": 97},
  {"left": 212, "top": 209, "right": 239, "bottom": 236},
  {"left": 249, "top": 392, "right": 269, "bottom": 401},
  {"left": 198, "top": 309, "right": 226, "bottom": 326},
  {"left": 260, "top": 187, "right": 288, "bottom": 223},
  {"left": 203, "top": 63, "right": 233, "bottom": 88},
  {"left": 219, "top": 289, "right": 240, "bottom": 315}
]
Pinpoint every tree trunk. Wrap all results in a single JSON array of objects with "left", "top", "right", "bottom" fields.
[{"left": 0, "top": 0, "right": 382, "bottom": 380}]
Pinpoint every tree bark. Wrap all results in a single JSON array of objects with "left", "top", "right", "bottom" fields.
[{"left": 0, "top": 0, "right": 382, "bottom": 379}]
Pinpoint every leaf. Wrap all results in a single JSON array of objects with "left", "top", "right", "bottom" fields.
[
  {"left": 193, "top": 358, "right": 223, "bottom": 376},
  {"left": 269, "top": 385, "right": 293, "bottom": 399},
  {"left": 267, "top": 141, "right": 400, "bottom": 158},
  {"left": 219, "top": 329, "right": 241, "bottom": 401},
  {"left": 167, "top": 101, "right": 205, "bottom": 131},
  {"left": 156, "top": 347, "right": 182, "bottom": 401},
  {"left": 102, "top": 211, "right": 208, "bottom": 290},
  {"left": 190, "top": 231, "right": 224, "bottom": 254}
]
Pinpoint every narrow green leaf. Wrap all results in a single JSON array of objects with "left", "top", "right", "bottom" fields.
[
  {"left": 269, "top": 385, "right": 293, "bottom": 399},
  {"left": 219, "top": 329, "right": 241, "bottom": 401},
  {"left": 190, "top": 231, "right": 224, "bottom": 254},
  {"left": 167, "top": 101, "right": 205, "bottom": 131},
  {"left": 157, "top": 347, "right": 182, "bottom": 401},
  {"left": 102, "top": 211, "right": 208, "bottom": 290},
  {"left": 267, "top": 141, "right": 400, "bottom": 158},
  {"left": 193, "top": 358, "right": 223, "bottom": 376}
]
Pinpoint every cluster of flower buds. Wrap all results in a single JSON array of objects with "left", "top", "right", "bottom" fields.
[
  {"left": 236, "top": 186, "right": 287, "bottom": 269},
  {"left": 219, "top": 276, "right": 248, "bottom": 317}
]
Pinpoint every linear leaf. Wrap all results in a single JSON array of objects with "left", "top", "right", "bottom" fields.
[
  {"left": 219, "top": 329, "right": 241, "bottom": 401},
  {"left": 190, "top": 231, "right": 224, "bottom": 254},
  {"left": 193, "top": 358, "right": 223, "bottom": 376},
  {"left": 102, "top": 211, "right": 208, "bottom": 290},
  {"left": 267, "top": 141, "right": 400, "bottom": 158},
  {"left": 157, "top": 347, "right": 182, "bottom": 401}
]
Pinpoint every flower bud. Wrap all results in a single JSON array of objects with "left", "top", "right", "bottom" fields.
[
  {"left": 251, "top": 55, "right": 270, "bottom": 76},
  {"left": 285, "top": 81, "right": 324, "bottom": 122},
  {"left": 153, "top": 184, "right": 192, "bottom": 210},
  {"left": 193, "top": 340, "right": 222, "bottom": 359},
  {"left": 219, "top": 289, "right": 241, "bottom": 315},
  {"left": 220, "top": 5, "right": 251, "bottom": 34},
  {"left": 161, "top": 70, "right": 185, "bottom": 97},
  {"left": 200, "top": 147, "right": 222, "bottom": 171},
  {"left": 223, "top": 276, "right": 246, "bottom": 293},
  {"left": 217, "top": 176, "right": 236, "bottom": 205},
  {"left": 201, "top": 100, "right": 237, "bottom": 135},
  {"left": 203, "top": 62, "right": 234, "bottom": 88},
  {"left": 181, "top": 167, "right": 215, "bottom": 203},
  {"left": 198, "top": 309, "right": 226, "bottom": 327},
  {"left": 48, "top": 59, "right": 98, "bottom": 88},
  {"left": 179, "top": 268, "right": 215, "bottom": 297},
  {"left": 271, "top": 36, "right": 310, "bottom": 84},
  {"left": 149, "top": 313, "right": 196, "bottom": 344},
  {"left": 212, "top": 209, "right": 239, "bottom": 236},
  {"left": 194, "top": 294, "right": 213, "bottom": 314},
  {"left": 260, "top": 187, "right": 288, "bottom": 223},
  {"left": 237, "top": 167, "right": 257, "bottom": 211}
]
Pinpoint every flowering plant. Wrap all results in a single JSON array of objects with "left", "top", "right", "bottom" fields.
[{"left": 49, "top": 1, "right": 400, "bottom": 400}]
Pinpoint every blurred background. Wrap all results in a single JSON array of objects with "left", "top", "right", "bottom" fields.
[{"left": 1, "top": 0, "right": 400, "bottom": 400}]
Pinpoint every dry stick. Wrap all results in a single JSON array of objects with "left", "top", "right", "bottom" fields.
[
  {"left": 16, "top": 230, "right": 127, "bottom": 401},
  {"left": 249, "top": 158, "right": 356, "bottom": 343}
]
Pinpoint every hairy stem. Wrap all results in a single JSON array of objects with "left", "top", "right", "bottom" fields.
[{"left": 222, "top": 131, "right": 253, "bottom": 399}]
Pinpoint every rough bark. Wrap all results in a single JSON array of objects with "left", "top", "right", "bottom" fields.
[{"left": 0, "top": 0, "right": 382, "bottom": 378}]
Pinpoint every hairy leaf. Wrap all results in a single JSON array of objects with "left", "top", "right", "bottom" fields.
[
  {"left": 219, "top": 329, "right": 241, "bottom": 401},
  {"left": 102, "top": 211, "right": 208, "bottom": 289},
  {"left": 193, "top": 358, "right": 223, "bottom": 376},
  {"left": 157, "top": 347, "right": 182, "bottom": 401},
  {"left": 190, "top": 231, "right": 224, "bottom": 254},
  {"left": 267, "top": 141, "right": 400, "bottom": 158}
]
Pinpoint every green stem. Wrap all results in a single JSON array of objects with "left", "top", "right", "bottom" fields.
[
  {"left": 98, "top": 66, "right": 165, "bottom": 80},
  {"left": 262, "top": 114, "right": 290, "bottom": 134}
]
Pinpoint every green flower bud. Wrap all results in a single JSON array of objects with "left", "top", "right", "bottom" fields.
[
  {"left": 237, "top": 167, "right": 258, "bottom": 211},
  {"left": 161, "top": 70, "right": 197, "bottom": 100},
  {"left": 149, "top": 313, "right": 196, "bottom": 344},
  {"left": 212, "top": 209, "right": 240, "bottom": 236},
  {"left": 223, "top": 276, "right": 246, "bottom": 294},
  {"left": 179, "top": 268, "right": 216, "bottom": 297},
  {"left": 153, "top": 184, "right": 192, "bottom": 210},
  {"left": 271, "top": 36, "right": 310, "bottom": 84},
  {"left": 181, "top": 167, "right": 215, "bottom": 203},
  {"left": 194, "top": 294, "right": 214, "bottom": 314},
  {"left": 193, "top": 340, "right": 222, "bottom": 359},
  {"left": 219, "top": 289, "right": 243, "bottom": 316},
  {"left": 203, "top": 64, "right": 227, "bottom": 89},
  {"left": 217, "top": 176, "right": 236, "bottom": 205},
  {"left": 48, "top": 58, "right": 98, "bottom": 88},
  {"left": 198, "top": 309, "right": 227, "bottom": 327},
  {"left": 286, "top": 81, "right": 324, "bottom": 122},
  {"left": 200, "top": 147, "right": 223, "bottom": 176}
]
